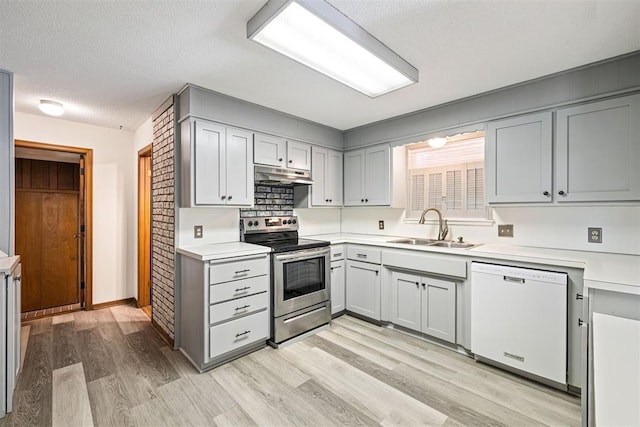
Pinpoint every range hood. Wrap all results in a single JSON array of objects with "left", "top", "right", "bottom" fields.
[{"left": 254, "top": 165, "right": 314, "bottom": 185}]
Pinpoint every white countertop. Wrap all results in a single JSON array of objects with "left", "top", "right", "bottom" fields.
[
  {"left": 0, "top": 255, "right": 21, "bottom": 275},
  {"left": 177, "top": 241, "right": 271, "bottom": 261},
  {"left": 306, "top": 233, "right": 640, "bottom": 295}
]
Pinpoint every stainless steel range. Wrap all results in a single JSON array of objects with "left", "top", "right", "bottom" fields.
[{"left": 241, "top": 216, "right": 331, "bottom": 345}]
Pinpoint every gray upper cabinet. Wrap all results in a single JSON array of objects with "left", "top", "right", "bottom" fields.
[
  {"left": 486, "top": 112, "right": 553, "bottom": 203},
  {"left": 344, "top": 145, "right": 390, "bottom": 206},
  {"left": 181, "top": 119, "right": 254, "bottom": 207},
  {"left": 254, "top": 133, "right": 311, "bottom": 171},
  {"left": 311, "top": 146, "right": 343, "bottom": 206},
  {"left": 555, "top": 93, "right": 640, "bottom": 202}
]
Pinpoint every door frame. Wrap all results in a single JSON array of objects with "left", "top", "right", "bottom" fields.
[
  {"left": 137, "top": 143, "right": 152, "bottom": 309},
  {"left": 15, "top": 140, "right": 94, "bottom": 309}
]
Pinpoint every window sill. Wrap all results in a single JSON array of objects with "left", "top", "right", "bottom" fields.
[{"left": 404, "top": 218, "right": 495, "bottom": 227}]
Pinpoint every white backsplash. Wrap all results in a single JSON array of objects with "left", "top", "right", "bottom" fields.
[
  {"left": 294, "top": 208, "right": 342, "bottom": 235},
  {"left": 178, "top": 208, "right": 240, "bottom": 247}
]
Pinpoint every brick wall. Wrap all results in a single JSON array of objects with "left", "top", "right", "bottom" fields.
[
  {"left": 151, "top": 98, "right": 176, "bottom": 342},
  {"left": 240, "top": 184, "right": 294, "bottom": 218}
]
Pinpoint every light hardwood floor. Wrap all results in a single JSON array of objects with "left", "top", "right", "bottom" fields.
[{"left": 0, "top": 304, "right": 580, "bottom": 426}]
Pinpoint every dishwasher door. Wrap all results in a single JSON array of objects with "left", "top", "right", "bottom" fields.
[{"left": 471, "top": 262, "right": 568, "bottom": 384}]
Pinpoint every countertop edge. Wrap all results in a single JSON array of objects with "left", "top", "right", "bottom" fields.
[{"left": 0, "top": 256, "right": 21, "bottom": 275}]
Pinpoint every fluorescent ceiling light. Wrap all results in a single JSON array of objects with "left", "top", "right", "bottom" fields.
[
  {"left": 39, "top": 99, "right": 64, "bottom": 116},
  {"left": 247, "top": 0, "right": 418, "bottom": 97}
]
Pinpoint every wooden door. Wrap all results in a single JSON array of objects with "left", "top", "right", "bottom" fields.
[
  {"left": 15, "top": 158, "right": 80, "bottom": 311},
  {"left": 138, "top": 151, "right": 152, "bottom": 308}
]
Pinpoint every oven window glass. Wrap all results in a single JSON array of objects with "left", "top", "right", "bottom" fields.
[{"left": 283, "top": 257, "right": 325, "bottom": 300}]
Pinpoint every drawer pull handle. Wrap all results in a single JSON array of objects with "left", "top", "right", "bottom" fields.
[
  {"left": 235, "top": 269, "right": 250, "bottom": 274},
  {"left": 235, "top": 330, "right": 251, "bottom": 338},
  {"left": 333, "top": 253, "right": 343, "bottom": 257},
  {"left": 235, "top": 286, "right": 251, "bottom": 292},
  {"left": 503, "top": 276, "right": 525, "bottom": 284},
  {"left": 356, "top": 253, "right": 367, "bottom": 258},
  {"left": 235, "top": 305, "right": 250, "bottom": 311},
  {"left": 576, "top": 293, "right": 583, "bottom": 300}
]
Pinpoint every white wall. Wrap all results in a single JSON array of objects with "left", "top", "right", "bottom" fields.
[
  {"left": 336, "top": 205, "right": 640, "bottom": 256},
  {"left": 15, "top": 112, "right": 137, "bottom": 304},
  {"left": 178, "top": 208, "right": 241, "bottom": 247}
]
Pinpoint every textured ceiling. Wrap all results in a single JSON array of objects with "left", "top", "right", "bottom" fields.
[{"left": 1, "top": 0, "right": 638, "bottom": 132}]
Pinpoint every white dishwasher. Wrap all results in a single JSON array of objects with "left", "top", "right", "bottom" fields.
[{"left": 471, "top": 262, "right": 567, "bottom": 385}]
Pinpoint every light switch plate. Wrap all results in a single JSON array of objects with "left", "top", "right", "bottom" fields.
[
  {"left": 194, "top": 225, "right": 203, "bottom": 239},
  {"left": 378, "top": 220, "right": 384, "bottom": 230},
  {"left": 498, "top": 224, "right": 514, "bottom": 237},
  {"left": 588, "top": 227, "right": 602, "bottom": 243}
]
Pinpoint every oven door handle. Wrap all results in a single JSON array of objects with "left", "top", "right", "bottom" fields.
[{"left": 274, "top": 247, "right": 330, "bottom": 262}]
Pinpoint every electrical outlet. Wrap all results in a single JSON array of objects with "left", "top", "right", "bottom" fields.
[
  {"left": 378, "top": 220, "right": 384, "bottom": 230},
  {"left": 194, "top": 225, "right": 203, "bottom": 239},
  {"left": 498, "top": 224, "right": 514, "bottom": 237},
  {"left": 588, "top": 227, "right": 602, "bottom": 243}
]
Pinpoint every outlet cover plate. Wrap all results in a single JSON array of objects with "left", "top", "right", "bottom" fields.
[
  {"left": 378, "top": 220, "right": 384, "bottom": 230},
  {"left": 588, "top": 227, "right": 602, "bottom": 243},
  {"left": 498, "top": 224, "right": 514, "bottom": 237},
  {"left": 194, "top": 225, "right": 203, "bottom": 239}
]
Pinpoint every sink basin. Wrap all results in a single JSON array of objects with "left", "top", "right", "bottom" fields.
[
  {"left": 387, "top": 238, "right": 438, "bottom": 245},
  {"left": 429, "top": 241, "right": 479, "bottom": 249}
]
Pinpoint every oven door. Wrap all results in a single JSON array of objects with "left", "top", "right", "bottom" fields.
[{"left": 273, "top": 246, "right": 330, "bottom": 317}]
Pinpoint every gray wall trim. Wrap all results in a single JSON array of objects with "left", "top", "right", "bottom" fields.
[
  {"left": 178, "top": 84, "right": 344, "bottom": 149},
  {"left": 344, "top": 51, "right": 640, "bottom": 149},
  {"left": 0, "top": 69, "right": 14, "bottom": 255}
]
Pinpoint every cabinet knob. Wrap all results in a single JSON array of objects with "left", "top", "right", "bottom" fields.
[
  {"left": 543, "top": 191, "right": 550, "bottom": 196},
  {"left": 361, "top": 199, "right": 364, "bottom": 203},
  {"left": 288, "top": 159, "right": 293, "bottom": 163},
  {"left": 415, "top": 281, "right": 419, "bottom": 287},
  {"left": 558, "top": 190, "right": 566, "bottom": 196},
  {"left": 278, "top": 158, "right": 283, "bottom": 162},
  {"left": 325, "top": 199, "right": 329, "bottom": 202},
  {"left": 221, "top": 195, "right": 226, "bottom": 200},
  {"left": 422, "top": 283, "right": 426, "bottom": 288},
  {"left": 228, "top": 195, "right": 233, "bottom": 200},
  {"left": 365, "top": 198, "right": 369, "bottom": 203},
  {"left": 329, "top": 199, "right": 332, "bottom": 203}
]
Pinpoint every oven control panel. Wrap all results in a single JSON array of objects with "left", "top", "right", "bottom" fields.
[{"left": 242, "top": 216, "right": 298, "bottom": 233}]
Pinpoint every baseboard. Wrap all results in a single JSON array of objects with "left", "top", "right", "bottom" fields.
[
  {"left": 92, "top": 297, "right": 136, "bottom": 310},
  {"left": 151, "top": 318, "right": 175, "bottom": 348}
]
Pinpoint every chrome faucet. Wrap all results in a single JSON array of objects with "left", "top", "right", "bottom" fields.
[{"left": 418, "top": 208, "right": 449, "bottom": 241}]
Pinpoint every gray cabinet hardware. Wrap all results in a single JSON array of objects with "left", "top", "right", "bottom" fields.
[
  {"left": 235, "top": 330, "right": 251, "bottom": 338},
  {"left": 234, "top": 269, "right": 250, "bottom": 274},
  {"left": 235, "top": 305, "right": 250, "bottom": 311},
  {"left": 235, "top": 286, "right": 251, "bottom": 291}
]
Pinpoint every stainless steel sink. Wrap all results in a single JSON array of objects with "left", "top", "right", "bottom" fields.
[
  {"left": 428, "top": 241, "right": 479, "bottom": 249},
  {"left": 387, "top": 238, "right": 438, "bottom": 245},
  {"left": 387, "top": 238, "right": 480, "bottom": 249}
]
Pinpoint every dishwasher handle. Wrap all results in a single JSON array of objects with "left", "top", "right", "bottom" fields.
[{"left": 503, "top": 275, "right": 525, "bottom": 284}]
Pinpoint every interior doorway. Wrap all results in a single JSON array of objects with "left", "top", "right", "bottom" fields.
[
  {"left": 138, "top": 144, "right": 152, "bottom": 318},
  {"left": 14, "top": 140, "right": 93, "bottom": 314}
]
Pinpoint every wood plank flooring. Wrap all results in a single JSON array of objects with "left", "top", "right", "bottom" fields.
[{"left": 0, "top": 304, "right": 581, "bottom": 426}]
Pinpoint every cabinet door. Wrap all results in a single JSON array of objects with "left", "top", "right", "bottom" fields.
[
  {"left": 225, "top": 127, "right": 254, "bottom": 205},
  {"left": 194, "top": 121, "right": 225, "bottom": 205},
  {"left": 327, "top": 149, "right": 343, "bottom": 206},
  {"left": 486, "top": 112, "right": 553, "bottom": 203},
  {"left": 311, "top": 146, "right": 328, "bottom": 206},
  {"left": 391, "top": 271, "right": 421, "bottom": 331},
  {"left": 364, "top": 145, "right": 390, "bottom": 205},
  {"left": 421, "top": 277, "right": 456, "bottom": 343},
  {"left": 344, "top": 149, "right": 366, "bottom": 206},
  {"left": 254, "top": 133, "right": 286, "bottom": 167},
  {"left": 287, "top": 140, "right": 311, "bottom": 170},
  {"left": 346, "top": 260, "right": 381, "bottom": 320},
  {"left": 556, "top": 94, "right": 640, "bottom": 202},
  {"left": 330, "top": 260, "right": 345, "bottom": 314}
]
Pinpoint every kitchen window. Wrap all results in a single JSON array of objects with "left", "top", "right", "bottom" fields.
[{"left": 406, "top": 132, "right": 490, "bottom": 220}]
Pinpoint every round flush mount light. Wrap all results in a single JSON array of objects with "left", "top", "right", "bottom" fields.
[
  {"left": 427, "top": 137, "right": 447, "bottom": 148},
  {"left": 38, "top": 99, "right": 64, "bottom": 116}
]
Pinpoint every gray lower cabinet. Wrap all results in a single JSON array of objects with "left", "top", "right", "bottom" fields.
[
  {"left": 179, "top": 254, "right": 269, "bottom": 372},
  {"left": 330, "top": 260, "right": 345, "bottom": 315},
  {"left": 391, "top": 271, "right": 456, "bottom": 343},
  {"left": 345, "top": 246, "right": 382, "bottom": 320},
  {"left": 1, "top": 261, "right": 21, "bottom": 418}
]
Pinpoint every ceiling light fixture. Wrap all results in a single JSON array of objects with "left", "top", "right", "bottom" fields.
[
  {"left": 38, "top": 100, "right": 64, "bottom": 116},
  {"left": 428, "top": 137, "right": 447, "bottom": 148},
  {"left": 247, "top": 0, "right": 418, "bottom": 97}
]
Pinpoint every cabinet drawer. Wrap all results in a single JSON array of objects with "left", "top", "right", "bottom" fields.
[
  {"left": 209, "top": 310, "right": 269, "bottom": 360},
  {"left": 209, "top": 256, "right": 268, "bottom": 284},
  {"left": 347, "top": 245, "right": 381, "bottom": 264},
  {"left": 209, "top": 292, "right": 268, "bottom": 325},
  {"left": 209, "top": 276, "right": 269, "bottom": 304},
  {"left": 331, "top": 245, "right": 345, "bottom": 261}
]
